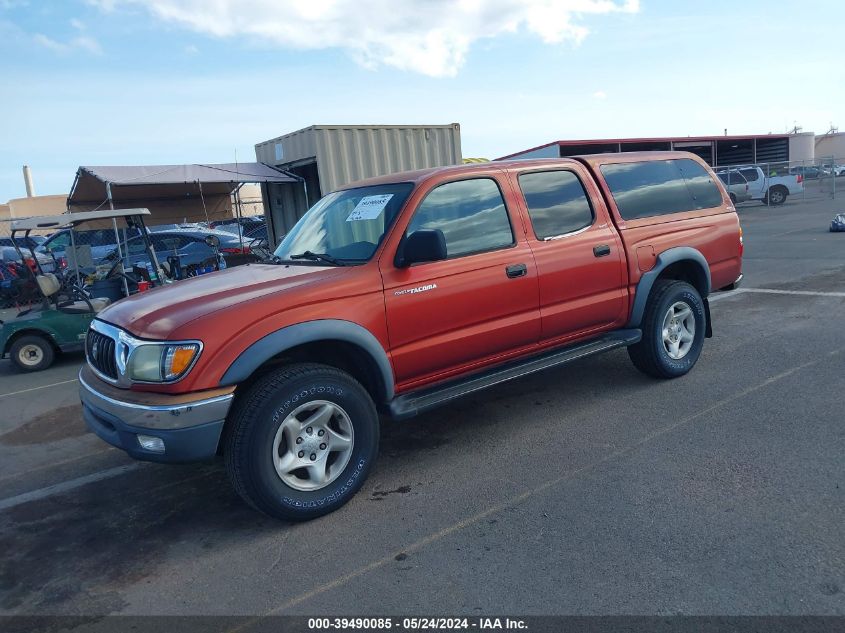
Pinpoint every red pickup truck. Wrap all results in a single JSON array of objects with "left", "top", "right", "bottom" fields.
[{"left": 79, "top": 151, "right": 743, "bottom": 520}]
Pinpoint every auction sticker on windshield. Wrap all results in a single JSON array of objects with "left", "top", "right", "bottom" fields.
[{"left": 346, "top": 194, "right": 393, "bottom": 221}]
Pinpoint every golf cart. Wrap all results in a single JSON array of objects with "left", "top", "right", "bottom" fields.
[{"left": 0, "top": 208, "right": 164, "bottom": 372}]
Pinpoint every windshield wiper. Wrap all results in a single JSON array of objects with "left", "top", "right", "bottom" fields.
[{"left": 288, "top": 251, "right": 348, "bottom": 266}]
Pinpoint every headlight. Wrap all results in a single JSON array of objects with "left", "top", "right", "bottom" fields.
[{"left": 127, "top": 343, "right": 200, "bottom": 382}]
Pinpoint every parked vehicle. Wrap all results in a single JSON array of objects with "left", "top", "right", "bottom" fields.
[
  {"left": 1, "top": 209, "right": 161, "bottom": 372},
  {"left": 79, "top": 152, "right": 743, "bottom": 521},
  {"left": 210, "top": 216, "right": 265, "bottom": 234},
  {"left": 830, "top": 213, "right": 845, "bottom": 232},
  {"left": 789, "top": 165, "right": 821, "bottom": 180},
  {"left": 732, "top": 166, "right": 803, "bottom": 205},
  {"left": 37, "top": 228, "right": 127, "bottom": 265},
  {"left": 148, "top": 223, "right": 206, "bottom": 232},
  {"left": 0, "top": 236, "right": 44, "bottom": 251},
  {"left": 104, "top": 229, "right": 228, "bottom": 277},
  {"left": 715, "top": 170, "right": 751, "bottom": 204},
  {"left": 0, "top": 246, "right": 56, "bottom": 274}
]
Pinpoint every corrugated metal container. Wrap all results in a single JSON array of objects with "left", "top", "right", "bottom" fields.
[{"left": 256, "top": 124, "right": 462, "bottom": 240}]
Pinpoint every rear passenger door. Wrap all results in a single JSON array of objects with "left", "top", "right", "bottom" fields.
[
  {"left": 739, "top": 168, "right": 764, "bottom": 199},
  {"left": 515, "top": 167, "right": 627, "bottom": 343},
  {"left": 381, "top": 176, "right": 541, "bottom": 387}
]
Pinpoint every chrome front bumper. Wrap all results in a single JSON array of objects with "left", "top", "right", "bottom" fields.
[{"left": 79, "top": 367, "right": 235, "bottom": 462}]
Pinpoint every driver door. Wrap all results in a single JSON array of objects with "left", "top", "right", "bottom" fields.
[{"left": 380, "top": 176, "right": 541, "bottom": 389}]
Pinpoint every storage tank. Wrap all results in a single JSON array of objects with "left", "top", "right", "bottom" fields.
[
  {"left": 788, "top": 132, "right": 816, "bottom": 164},
  {"left": 814, "top": 132, "right": 845, "bottom": 163}
]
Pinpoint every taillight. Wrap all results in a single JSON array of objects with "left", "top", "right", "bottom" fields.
[
  {"left": 745, "top": 184, "right": 748, "bottom": 192},
  {"left": 797, "top": 174, "right": 803, "bottom": 184},
  {"left": 220, "top": 246, "right": 250, "bottom": 254},
  {"left": 738, "top": 226, "right": 744, "bottom": 257},
  {"left": 24, "top": 258, "right": 37, "bottom": 272}
]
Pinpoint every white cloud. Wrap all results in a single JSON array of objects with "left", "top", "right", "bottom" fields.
[
  {"left": 34, "top": 32, "right": 102, "bottom": 54},
  {"left": 88, "top": 0, "right": 639, "bottom": 76},
  {"left": 593, "top": 90, "right": 607, "bottom": 99},
  {"left": 184, "top": 43, "right": 199, "bottom": 55},
  {"left": 70, "top": 18, "right": 86, "bottom": 30}
]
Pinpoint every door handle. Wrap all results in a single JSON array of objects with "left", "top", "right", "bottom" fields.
[
  {"left": 506, "top": 263, "right": 527, "bottom": 278},
  {"left": 593, "top": 244, "right": 611, "bottom": 257}
]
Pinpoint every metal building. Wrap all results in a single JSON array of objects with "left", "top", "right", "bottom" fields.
[
  {"left": 255, "top": 124, "right": 462, "bottom": 240},
  {"left": 498, "top": 133, "right": 805, "bottom": 167}
]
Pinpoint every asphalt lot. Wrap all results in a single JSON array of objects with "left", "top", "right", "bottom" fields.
[{"left": 0, "top": 194, "right": 843, "bottom": 617}]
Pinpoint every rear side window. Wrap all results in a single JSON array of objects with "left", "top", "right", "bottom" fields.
[
  {"left": 518, "top": 170, "right": 594, "bottom": 239},
  {"left": 682, "top": 160, "right": 723, "bottom": 209},
  {"left": 600, "top": 158, "right": 723, "bottom": 220},
  {"left": 739, "top": 168, "right": 759, "bottom": 182},
  {"left": 407, "top": 178, "right": 514, "bottom": 258}
]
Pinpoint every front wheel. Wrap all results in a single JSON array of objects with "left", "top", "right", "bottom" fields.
[
  {"left": 10, "top": 334, "right": 55, "bottom": 372},
  {"left": 224, "top": 363, "right": 379, "bottom": 521},
  {"left": 628, "top": 280, "right": 706, "bottom": 379}
]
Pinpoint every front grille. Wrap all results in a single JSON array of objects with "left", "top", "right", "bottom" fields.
[{"left": 86, "top": 328, "right": 118, "bottom": 380}]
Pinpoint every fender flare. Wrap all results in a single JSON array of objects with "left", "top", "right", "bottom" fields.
[
  {"left": 1, "top": 323, "right": 61, "bottom": 356},
  {"left": 627, "top": 247, "right": 711, "bottom": 329},
  {"left": 219, "top": 319, "right": 395, "bottom": 401}
]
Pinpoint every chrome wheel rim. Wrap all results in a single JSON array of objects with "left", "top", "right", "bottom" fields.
[
  {"left": 770, "top": 190, "right": 784, "bottom": 204},
  {"left": 18, "top": 344, "right": 44, "bottom": 367},
  {"left": 272, "top": 400, "right": 354, "bottom": 492},
  {"left": 662, "top": 301, "right": 695, "bottom": 360}
]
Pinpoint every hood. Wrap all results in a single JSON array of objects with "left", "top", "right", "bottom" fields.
[{"left": 98, "top": 263, "right": 341, "bottom": 339}]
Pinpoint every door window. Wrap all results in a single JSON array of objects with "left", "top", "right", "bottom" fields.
[
  {"left": 406, "top": 178, "right": 514, "bottom": 258},
  {"left": 518, "top": 170, "right": 594, "bottom": 239}
]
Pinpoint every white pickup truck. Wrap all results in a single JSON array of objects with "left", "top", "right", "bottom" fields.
[{"left": 718, "top": 166, "right": 803, "bottom": 205}]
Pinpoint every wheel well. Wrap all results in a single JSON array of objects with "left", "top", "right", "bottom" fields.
[
  {"left": 4, "top": 328, "right": 58, "bottom": 356},
  {"left": 656, "top": 260, "right": 709, "bottom": 297},
  {"left": 767, "top": 184, "right": 788, "bottom": 196},
  {"left": 235, "top": 339, "right": 386, "bottom": 405}
]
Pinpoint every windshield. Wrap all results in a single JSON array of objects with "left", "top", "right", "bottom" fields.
[{"left": 274, "top": 183, "right": 414, "bottom": 263}]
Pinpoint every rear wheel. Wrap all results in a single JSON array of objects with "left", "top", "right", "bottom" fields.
[
  {"left": 766, "top": 185, "right": 788, "bottom": 205},
  {"left": 628, "top": 280, "right": 705, "bottom": 379},
  {"left": 10, "top": 334, "right": 55, "bottom": 372},
  {"left": 224, "top": 363, "right": 379, "bottom": 521}
]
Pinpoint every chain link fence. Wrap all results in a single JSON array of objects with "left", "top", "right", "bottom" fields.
[{"left": 715, "top": 157, "right": 842, "bottom": 207}]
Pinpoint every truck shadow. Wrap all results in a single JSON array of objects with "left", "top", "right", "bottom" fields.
[
  {"left": 0, "top": 351, "right": 648, "bottom": 615},
  {"left": 379, "top": 349, "right": 649, "bottom": 458}
]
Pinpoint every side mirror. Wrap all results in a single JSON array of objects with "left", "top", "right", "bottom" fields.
[
  {"left": 204, "top": 234, "right": 220, "bottom": 248},
  {"left": 397, "top": 229, "right": 447, "bottom": 267}
]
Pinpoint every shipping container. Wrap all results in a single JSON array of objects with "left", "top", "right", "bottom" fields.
[{"left": 255, "top": 124, "right": 462, "bottom": 243}]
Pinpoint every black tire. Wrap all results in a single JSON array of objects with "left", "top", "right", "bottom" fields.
[
  {"left": 628, "top": 280, "right": 706, "bottom": 379},
  {"left": 10, "top": 334, "right": 55, "bottom": 372},
  {"left": 766, "top": 185, "right": 788, "bottom": 205},
  {"left": 224, "top": 363, "right": 379, "bottom": 521}
]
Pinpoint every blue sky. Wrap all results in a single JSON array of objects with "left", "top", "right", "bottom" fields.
[{"left": 1, "top": 0, "right": 843, "bottom": 201}]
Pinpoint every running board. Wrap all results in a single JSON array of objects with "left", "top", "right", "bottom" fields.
[{"left": 387, "top": 329, "right": 642, "bottom": 420}]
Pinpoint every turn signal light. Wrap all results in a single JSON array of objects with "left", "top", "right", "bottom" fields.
[{"left": 164, "top": 345, "right": 199, "bottom": 380}]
